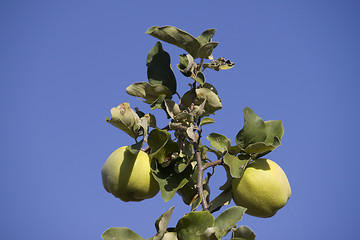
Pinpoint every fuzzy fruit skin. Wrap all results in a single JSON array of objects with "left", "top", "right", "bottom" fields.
[
  {"left": 102, "top": 146, "right": 159, "bottom": 202},
  {"left": 231, "top": 159, "right": 291, "bottom": 218}
]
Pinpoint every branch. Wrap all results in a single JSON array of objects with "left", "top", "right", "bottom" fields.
[
  {"left": 203, "top": 158, "right": 223, "bottom": 171},
  {"left": 193, "top": 141, "right": 209, "bottom": 211}
]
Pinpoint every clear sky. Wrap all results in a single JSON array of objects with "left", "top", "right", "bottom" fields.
[{"left": 1, "top": 1, "right": 360, "bottom": 239}]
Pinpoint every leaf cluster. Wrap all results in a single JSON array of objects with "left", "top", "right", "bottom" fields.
[{"left": 102, "top": 206, "right": 255, "bottom": 240}]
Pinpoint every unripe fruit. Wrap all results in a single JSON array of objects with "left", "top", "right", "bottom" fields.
[
  {"left": 232, "top": 159, "right": 291, "bottom": 218},
  {"left": 102, "top": 146, "right": 159, "bottom": 202}
]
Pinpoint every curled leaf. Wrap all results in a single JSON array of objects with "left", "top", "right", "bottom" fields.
[
  {"left": 181, "top": 88, "right": 222, "bottom": 115},
  {"left": 105, "top": 102, "right": 140, "bottom": 139},
  {"left": 203, "top": 57, "right": 235, "bottom": 71},
  {"left": 148, "top": 128, "right": 179, "bottom": 164},
  {"left": 232, "top": 226, "right": 256, "bottom": 240},
  {"left": 154, "top": 206, "right": 175, "bottom": 240}
]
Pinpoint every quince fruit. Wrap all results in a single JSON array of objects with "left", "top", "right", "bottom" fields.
[
  {"left": 232, "top": 158, "right": 291, "bottom": 218},
  {"left": 102, "top": 146, "right": 159, "bottom": 202}
]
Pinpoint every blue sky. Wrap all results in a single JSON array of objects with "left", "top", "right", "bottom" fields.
[{"left": 1, "top": 1, "right": 360, "bottom": 239}]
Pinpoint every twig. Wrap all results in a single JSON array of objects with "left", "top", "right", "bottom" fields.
[{"left": 203, "top": 158, "right": 223, "bottom": 171}]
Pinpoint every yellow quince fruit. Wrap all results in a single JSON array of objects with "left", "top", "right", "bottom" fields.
[
  {"left": 102, "top": 146, "right": 159, "bottom": 202},
  {"left": 232, "top": 158, "right": 291, "bottom": 218}
]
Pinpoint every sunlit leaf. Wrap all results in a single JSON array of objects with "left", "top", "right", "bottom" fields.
[
  {"left": 223, "top": 153, "right": 250, "bottom": 178},
  {"left": 196, "top": 29, "right": 217, "bottom": 46},
  {"left": 235, "top": 107, "right": 284, "bottom": 155},
  {"left": 200, "top": 117, "right": 215, "bottom": 127},
  {"left": 154, "top": 206, "right": 175, "bottom": 240},
  {"left": 202, "top": 83, "right": 218, "bottom": 95},
  {"left": 197, "top": 42, "right": 219, "bottom": 60},
  {"left": 102, "top": 227, "right": 145, "bottom": 240},
  {"left": 207, "top": 133, "right": 230, "bottom": 154},
  {"left": 214, "top": 206, "right": 247, "bottom": 237},
  {"left": 146, "top": 26, "right": 201, "bottom": 58},
  {"left": 200, "top": 227, "right": 221, "bottom": 240},
  {"left": 194, "top": 71, "right": 205, "bottom": 85},
  {"left": 232, "top": 226, "right": 256, "bottom": 240},
  {"left": 175, "top": 211, "right": 215, "bottom": 240},
  {"left": 105, "top": 102, "right": 140, "bottom": 139},
  {"left": 126, "top": 82, "right": 173, "bottom": 104},
  {"left": 161, "top": 232, "right": 178, "bottom": 240},
  {"left": 164, "top": 99, "right": 181, "bottom": 119}
]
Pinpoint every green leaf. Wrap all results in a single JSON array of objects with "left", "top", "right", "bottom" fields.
[
  {"left": 186, "top": 124, "right": 198, "bottom": 143},
  {"left": 151, "top": 159, "right": 192, "bottom": 202},
  {"left": 214, "top": 206, "right": 247, "bottom": 237},
  {"left": 146, "top": 26, "right": 201, "bottom": 58},
  {"left": 174, "top": 155, "right": 190, "bottom": 173},
  {"left": 149, "top": 113, "right": 157, "bottom": 128},
  {"left": 150, "top": 93, "right": 167, "bottom": 110},
  {"left": 154, "top": 206, "right": 175, "bottom": 240},
  {"left": 223, "top": 153, "right": 250, "bottom": 178},
  {"left": 164, "top": 99, "right": 181, "bottom": 119},
  {"left": 196, "top": 29, "right": 217, "bottom": 46},
  {"left": 148, "top": 129, "right": 179, "bottom": 164},
  {"left": 196, "top": 29, "right": 217, "bottom": 60},
  {"left": 197, "top": 42, "right": 219, "bottom": 60},
  {"left": 102, "top": 227, "right": 145, "bottom": 240},
  {"left": 200, "top": 117, "right": 215, "bottom": 127},
  {"left": 209, "top": 188, "right": 232, "bottom": 213},
  {"left": 232, "top": 226, "right": 256, "bottom": 240},
  {"left": 264, "top": 120, "right": 284, "bottom": 146},
  {"left": 202, "top": 83, "right": 218, "bottom": 95},
  {"left": 105, "top": 102, "right": 140, "bottom": 139},
  {"left": 235, "top": 107, "right": 284, "bottom": 155},
  {"left": 126, "top": 82, "right": 173, "bottom": 104},
  {"left": 243, "top": 142, "right": 276, "bottom": 154},
  {"left": 207, "top": 133, "right": 230, "bottom": 154},
  {"left": 147, "top": 41, "right": 177, "bottom": 94},
  {"left": 175, "top": 211, "right": 215, "bottom": 240},
  {"left": 194, "top": 71, "right": 205, "bottom": 85},
  {"left": 137, "top": 114, "right": 151, "bottom": 140},
  {"left": 172, "top": 111, "right": 194, "bottom": 126}
]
